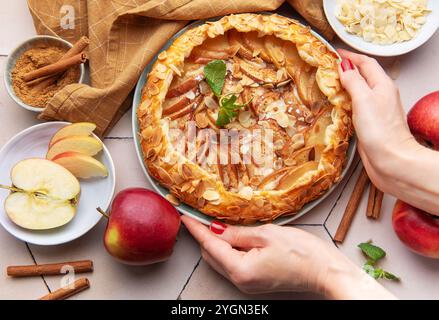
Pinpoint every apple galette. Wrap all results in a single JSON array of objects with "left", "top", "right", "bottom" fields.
[{"left": 137, "top": 13, "right": 353, "bottom": 224}]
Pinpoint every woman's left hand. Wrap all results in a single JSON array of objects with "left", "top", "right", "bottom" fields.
[{"left": 181, "top": 215, "right": 395, "bottom": 299}]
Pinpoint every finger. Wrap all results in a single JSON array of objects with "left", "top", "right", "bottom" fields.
[
  {"left": 337, "top": 61, "right": 371, "bottom": 105},
  {"left": 181, "top": 215, "right": 244, "bottom": 272},
  {"left": 337, "top": 49, "right": 389, "bottom": 88},
  {"left": 210, "top": 221, "right": 268, "bottom": 249},
  {"left": 200, "top": 248, "right": 230, "bottom": 280}
]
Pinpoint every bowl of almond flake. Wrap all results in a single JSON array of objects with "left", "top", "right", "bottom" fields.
[{"left": 323, "top": 0, "right": 439, "bottom": 56}]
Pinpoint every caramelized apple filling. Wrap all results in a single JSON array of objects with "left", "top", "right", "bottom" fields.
[
  {"left": 139, "top": 13, "right": 352, "bottom": 223},
  {"left": 162, "top": 31, "right": 331, "bottom": 194}
]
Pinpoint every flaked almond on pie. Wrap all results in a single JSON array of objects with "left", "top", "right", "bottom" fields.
[{"left": 137, "top": 13, "right": 353, "bottom": 224}]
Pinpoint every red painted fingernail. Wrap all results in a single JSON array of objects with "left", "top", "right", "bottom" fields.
[
  {"left": 341, "top": 58, "right": 354, "bottom": 72},
  {"left": 210, "top": 220, "right": 227, "bottom": 235}
]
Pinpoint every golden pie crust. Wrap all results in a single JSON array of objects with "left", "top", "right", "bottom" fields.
[{"left": 137, "top": 13, "right": 353, "bottom": 224}]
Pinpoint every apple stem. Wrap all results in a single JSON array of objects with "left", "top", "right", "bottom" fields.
[
  {"left": 0, "top": 184, "right": 22, "bottom": 193},
  {"left": 96, "top": 207, "right": 110, "bottom": 219}
]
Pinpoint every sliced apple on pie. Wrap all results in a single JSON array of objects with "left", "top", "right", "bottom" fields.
[{"left": 137, "top": 13, "right": 353, "bottom": 224}]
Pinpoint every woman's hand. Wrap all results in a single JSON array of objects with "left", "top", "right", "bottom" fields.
[
  {"left": 337, "top": 49, "right": 417, "bottom": 188},
  {"left": 182, "top": 216, "right": 395, "bottom": 299},
  {"left": 338, "top": 49, "right": 439, "bottom": 215}
]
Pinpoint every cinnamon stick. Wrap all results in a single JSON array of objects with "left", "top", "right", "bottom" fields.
[
  {"left": 61, "top": 36, "right": 90, "bottom": 59},
  {"left": 23, "top": 52, "right": 87, "bottom": 82},
  {"left": 366, "top": 183, "right": 384, "bottom": 220},
  {"left": 39, "top": 278, "right": 90, "bottom": 300},
  {"left": 28, "top": 36, "right": 90, "bottom": 89},
  {"left": 334, "top": 167, "right": 370, "bottom": 243},
  {"left": 373, "top": 189, "right": 384, "bottom": 219},
  {"left": 7, "top": 260, "right": 93, "bottom": 277},
  {"left": 366, "top": 183, "right": 377, "bottom": 218}
]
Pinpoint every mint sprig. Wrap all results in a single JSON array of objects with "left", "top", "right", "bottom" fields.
[
  {"left": 358, "top": 241, "right": 400, "bottom": 282},
  {"left": 216, "top": 94, "right": 249, "bottom": 127},
  {"left": 203, "top": 60, "right": 251, "bottom": 127}
]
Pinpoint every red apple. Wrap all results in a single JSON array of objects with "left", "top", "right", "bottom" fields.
[
  {"left": 101, "top": 188, "right": 181, "bottom": 265},
  {"left": 392, "top": 200, "right": 439, "bottom": 258},
  {"left": 391, "top": 92, "right": 439, "bottom": 258},
  {"left": 407, "top": 91, "right": 439, "bottom": 149}
]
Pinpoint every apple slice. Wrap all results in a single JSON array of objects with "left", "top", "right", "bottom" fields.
[
  {"left": 276, "top": 161, "right": 319, "bottom": 190},
  {"left": 236, "top": 57, "right": 288, "bottom": 84},
  {"left": 49, "top": 122, "right": 96, "bottom": 147},
  {"left": 166, "top": 77, "right": 202, "bottom": 99},
  {"left": 242, "top": 32, "right": 271, "bottom": 62},
  {"left": 47, "top": 135, "right": 103, "bottom": 160},
  {"left": 52, "top": 151, "right": 108, "bottom": 178},
  {"left": 2, "top": 158, "right": 80, "bottom": 230}
]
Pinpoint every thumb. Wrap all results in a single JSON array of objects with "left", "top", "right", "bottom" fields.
[
  {"left": 209, "top": 220, "right": 268, "bottom": 249},
  {"left": 338, "top": 58, "right": 371, "bottom": 102}
]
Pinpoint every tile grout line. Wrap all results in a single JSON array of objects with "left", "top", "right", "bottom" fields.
[
  {"left": 24, "top": 242, "right": 51, "bottom": 293},
  {"left": 323, "top": 158, "right": 361, "bottom": 226},
  {"left": 177, "top": 256, "right": 202, "bottom": 300},
  {"left": 323, "top": 224, "right": 339, "bottom": 249},
  {"left": 322, "top": 158, "right": 361, "bottom": 246}
]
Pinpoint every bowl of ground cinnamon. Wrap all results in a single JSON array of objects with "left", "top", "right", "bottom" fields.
[{"left": 4, "top": 35, "right": 87, "bottom": 112}]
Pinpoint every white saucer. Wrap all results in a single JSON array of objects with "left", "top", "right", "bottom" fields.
[
  {"left": 0, "top": 122, "right": 115, "bottom": 245},
  {"left": 323, "top": 0, "right": 439, "bottom": 56}
]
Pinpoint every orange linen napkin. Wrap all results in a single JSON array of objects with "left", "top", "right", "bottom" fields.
[{"left": 27, "top": 0, "right": 333, "bottom": 136}]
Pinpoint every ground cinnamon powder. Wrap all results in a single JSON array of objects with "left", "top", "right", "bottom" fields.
[{"left": 11, "top": 46, "right": 80, "bottom": 108}]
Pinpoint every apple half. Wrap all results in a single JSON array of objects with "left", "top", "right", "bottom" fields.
[{"left": 2, "top": 159, "right": 80, "bottom": 230}]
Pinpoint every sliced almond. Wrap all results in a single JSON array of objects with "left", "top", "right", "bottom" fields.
[
  {"left": 165, "top": 194, "right": 180, "bottom": 206},
  {"left": 238, "top": 186, "right": 253, "bottom": 200},
  {"left": 195, "top": 112, "right": 209, "bottom": 128},
  {"left": 203, "top": 189, "right": 220, "bottom": 201}
]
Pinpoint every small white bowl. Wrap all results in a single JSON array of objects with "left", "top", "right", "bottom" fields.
[
  {"left": 0, "top": 122, "right": 115, "bottom": 245},
  {"left": 323, "top": 0, "right": 439, "bottom": 56},
  {"left": 4, "top": 35, "right": 85, "bottom": 112}
]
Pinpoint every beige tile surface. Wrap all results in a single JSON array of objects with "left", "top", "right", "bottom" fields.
[
  {"left": 180, "top": 226, "right": 330, "bottom": 300},
  {"left": 0, "top": 2, "right": 35, "bottom": 55},
  {"left": 106, "top": 110, "right": 133, "bottom": 138},
  {"left": 0, "top": 231, "right": 49, "bottom": 300}
]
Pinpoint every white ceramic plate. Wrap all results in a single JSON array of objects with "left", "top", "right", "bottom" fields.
[
  {"left": 0, "top": 122, "right": 115, "bottom": 245},
  {"left": 323, "top": 0, "right": 439, "bottom": 56},
  {"left": 132, "top": 16, "right": 357, "bottom": 226}
]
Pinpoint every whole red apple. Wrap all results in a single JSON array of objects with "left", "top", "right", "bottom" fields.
[
  {"left": 101, "top": 188, "right": 181, "bottom": 265},
  {"left": 392, "top": 201, "right": 439, "bottom": 259},
  {"left": 407, "top": 91, "right": 439, "bottom": 149}
]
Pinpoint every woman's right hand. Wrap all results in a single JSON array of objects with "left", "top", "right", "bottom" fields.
[
  {"left": 182, "top": 215, "right": 396, "bottom": 299},
  {"left": 337, "top": 49, "right": 418, "bottom": 192}
]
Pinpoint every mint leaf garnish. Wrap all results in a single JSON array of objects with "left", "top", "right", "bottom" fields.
[
  {"left": 204, "top": 60, "right": 226, "bottom": 97},
  {"left": 358, "top": 242, "right": 386, "bottom": 262}
]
